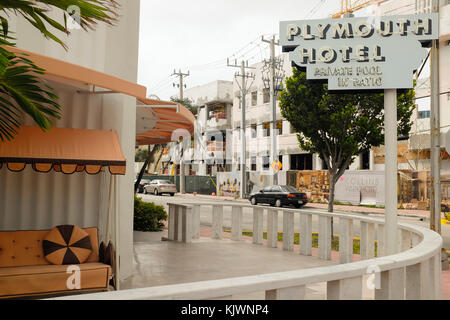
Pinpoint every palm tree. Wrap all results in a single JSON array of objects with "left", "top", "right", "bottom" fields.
[{"left": 0, "top": 1, "right": 118, "bottom": 141}]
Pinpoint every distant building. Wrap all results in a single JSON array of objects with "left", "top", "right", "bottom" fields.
[{"left": 161, "top": 80, "right": 234, "bottom": 176}]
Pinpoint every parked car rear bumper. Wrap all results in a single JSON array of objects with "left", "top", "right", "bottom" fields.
[{"left": 284, "top": 199, "right": 308, "bottom": 206}]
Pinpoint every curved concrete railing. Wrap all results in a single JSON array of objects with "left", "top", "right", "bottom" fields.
[{"left": 57, "top": 202, "right": 443, "bottom": 300}]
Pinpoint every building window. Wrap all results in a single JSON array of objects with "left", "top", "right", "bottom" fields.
[
  {"left": 263, "top": 88, "right": 270, "bottom": 104},
  {"left": 262, "top": 122, "right": 271, "bottom": 137},
  {"left": 276, "top": 120, "right": 283, "bottom": 135},
  {"left": 251, "top": 124, "right": 257, "bottom": 138},
  {"left": 290, "top": 154, "right": 313, "bottom": 170},
  {"left": 251, "top": 156, "right": 257, "bottom": 171},
  {"left": 251, "top": 91, "right": 258, "bottom": 106},
  {"left": 262, "top": 156, "right": 270, "bottom": 170},
  {"left": 418, "top": 110, "right": 430, "bottom": 119}
]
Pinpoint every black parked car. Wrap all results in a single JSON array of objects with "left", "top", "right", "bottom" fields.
[
  {"left": 135, "top": 179, "right": 152, "bottom": 193},
  {"left": 249, "top": 185, "right": 308, "bottom": 208}
]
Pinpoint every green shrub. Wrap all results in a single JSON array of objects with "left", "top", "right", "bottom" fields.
[{"left": 134, "top": 196, "right": 167, "bottom": 232}]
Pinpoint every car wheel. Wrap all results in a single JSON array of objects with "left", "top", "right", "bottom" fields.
[
  {"left": 154, "top": 189, "right": 159, "bottom": 196},
  {"left": 275, "top": 199, "right": 282, "bottom": 207},
  {"left": 295, "top": 204, "right": 303, "bottom": 209},
  {"left": 170, "top": 193, "right": 175, "bottom": 196},
  {"left": 251, "top": 197, "right": 257, "bottom": 205}
]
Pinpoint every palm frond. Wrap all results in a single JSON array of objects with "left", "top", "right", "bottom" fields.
[{"left": 0, "top": 49, "right": 61, "bottom": 141}]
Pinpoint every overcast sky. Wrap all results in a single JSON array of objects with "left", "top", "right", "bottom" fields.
[{"left": 137, "top": 0, "right": 346, "bottom": 100}]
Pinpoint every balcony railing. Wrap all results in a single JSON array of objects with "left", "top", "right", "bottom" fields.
[{"left": 55, "top": 202, "right": 443, "bottom": 300}]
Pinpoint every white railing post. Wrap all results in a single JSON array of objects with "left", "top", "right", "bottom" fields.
[
  {"left": 267, "top": 209, "right": 279, "bottom": 248},
  {"left": 339, "top": 217, "right": 353, "bottom": 264},
  {"left": 253, "top": 207, "right": 264, "bottom": 245},
  {"left": 212, "top": 205, "right": 223, "bottom": 240},
  {"left": 360, "top": 221, "right": 375, "bottom": 260},
  {"left": 266, "top": 286, "right": 305, "bottom": 300},
  {"left": 176, "top": 204, "right": 183, "bottom": 241},
  {"left": 300, "top": 213, "right": 312, "bottom": 256},
  {"left": 283, "top": 211, "right": 294, "bottom": 252},
  {"left": 318, "top": 216, "right": 332, "bottom": 260},
  {"left": 327, "top": 276, "right": 363, "bottom": 300},
  {"left": 375, "top": 268, "right": 405, "bottom": 300},
  {"left": 400, "top": 229, "right": 412, "bottom": 252},
  {"left": 182, "top": 206, "right": 193, "bottom": 243},
  {"left": 377, "top": 224, "right": 385, "bottom": 257},
  {"left": 192, "top": 204, "right": 201, "bottom": 240},
  {"left": 430, "top": 253, "right": 443, "bottom": 300},
  {"left": 231, "top": 206, "right": 243, "bottom": 241},
  {"left": 168, "top": 203, "right": 176, "bottom": 241},
  {"left": 405, "top": 260, "right": 432, "bottom": 300}
]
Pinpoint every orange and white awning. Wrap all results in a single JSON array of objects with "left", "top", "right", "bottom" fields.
[
  {"left": 0, "top": 126, "right": 126, "bottom": 175},
  {"left": 136, "top": 98, "right": 195, "bottom": 146},
  {"left": 8, "top": 46, "right": 196, "bottom": 147}
]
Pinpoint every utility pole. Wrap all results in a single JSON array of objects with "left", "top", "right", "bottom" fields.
[
  {"left": 430, "top": 0, "right": 441, "bottom": 234},
  {"left": 172, "top": 69, "right": 190, "bottom": 194},
  {"left": 227, "top": 59, "right": 255, "bottom": 199},
  {"left": 262, "top": 35, "right": 285, "bottom": 185}
]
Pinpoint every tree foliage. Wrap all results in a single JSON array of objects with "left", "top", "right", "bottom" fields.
[
  {"left": 279, "top": 68, "right": 415, "bottom": 212},
  {"left": 0, "top": 0, "right": 118, "bottom": 141},
  {"left": 170, "top": 96, "right": 197, "bottom": 116}
]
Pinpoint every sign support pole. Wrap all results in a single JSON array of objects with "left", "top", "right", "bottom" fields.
[{"left": 384, "top": 88, "right": 398, "bottom": 255}]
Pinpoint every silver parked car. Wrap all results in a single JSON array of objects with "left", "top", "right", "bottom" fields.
[{"left": 144, "top": 180, "right": 177, "bottom": 196}]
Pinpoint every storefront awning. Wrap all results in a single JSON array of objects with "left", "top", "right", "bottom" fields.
[
  {"left": 136, "top": 98, "right": 196, "bottom": 146},
  {"left": 0, "top": 126, "right": 126, "bottom": 175}
]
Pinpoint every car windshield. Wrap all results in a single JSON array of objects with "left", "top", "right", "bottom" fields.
[
  {"left": 159, "top": 180, "right": 173, "bottom": 184},
  {"left": 281, "top": 185, "right": 299, "bottom": 193}
]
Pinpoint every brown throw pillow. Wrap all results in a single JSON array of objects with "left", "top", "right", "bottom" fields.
[{"left": 43, "top": 225, "right": 93, "bottom": 265}]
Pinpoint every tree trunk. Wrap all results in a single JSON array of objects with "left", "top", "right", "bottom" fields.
[
  {"left": 328, "top": 171, "right": 336, "bottom": 241},
  {"left": 134, "top": 145, "right": 158, "bottom": 193},
  {"left": 328, "top": 172, "right": 336, "bottom": 213},
  {"left": 152, "top": 148, "right": 164, "bottom": 173},
  {"left": 134, "top": 157, "right": 150, "bottom": 193}
]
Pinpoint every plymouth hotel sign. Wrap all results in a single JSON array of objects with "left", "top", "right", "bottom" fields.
[{"left": 280, "top": 14, "right": 438, "bottom": 90}]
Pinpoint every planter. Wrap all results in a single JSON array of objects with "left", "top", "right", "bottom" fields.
[{"left": 133, "top": 230, "right": 164, "bottom": 242}]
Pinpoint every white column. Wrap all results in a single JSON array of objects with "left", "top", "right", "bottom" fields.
[
  {"left": 168, "top": 203, "right": 176, "bottom": 241},
  {"left": 405, "top": 260, "right": 432, "bottom": 300},
  {"left": 192, "top": 205, "right": 201, "bottom": 239},
  {"left": 300, "top": 213, "right": 312, "bottom": 256},
  {"left": 360, "top": 221, "right": 375, "bottom": 260},
  {"left": 377, "top": 224, "right": 385, "bottom": 257},
  {"left": 181, "top": 206, "right": 193, "bottom": 243},
  {"left": 384, "top": 89, "right": 398, "bottom": 256},
  {"left": 212, "top": 205, "right": 223, "bottom": 239},
  {"left": 399, "top": 229, "right": 411, "bottom": 252},
  {"left": 267, "top": 209, "right": 279, "bottom": 248},
  {"left": 339, "top": 217, "right": 353, "bottom": 264},
  {"left": 282, "top": 211, "right": 294, "bottom": 251},
  {"left": 231, "top": 206, "right": 243, "bottom": 241},
  {"left": 375, "top": 268, "right": 405, "bottom": 300},
  {"left": 318, "top": 216, "right": 332, "bottom": 260},
  {"left": 327, "top": 277, "right": 362, "bottom": 300},
  {"left": 253, "top": 207, "right": 264, "bottom": 245}
]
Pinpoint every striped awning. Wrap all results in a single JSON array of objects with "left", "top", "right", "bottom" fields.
[{"left": 0, "top": 126, "right": 126, "bottom": 175}]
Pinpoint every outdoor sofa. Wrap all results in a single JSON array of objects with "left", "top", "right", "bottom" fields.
[{"left": 0, "top": 227, "right": 111, "bottom": 299}]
